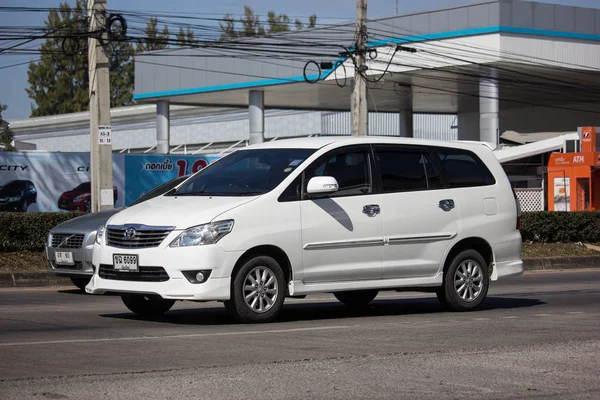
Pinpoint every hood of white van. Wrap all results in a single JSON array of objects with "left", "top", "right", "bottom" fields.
[{"left": 105, "top": 195, "right": 258, "bottom": 229}]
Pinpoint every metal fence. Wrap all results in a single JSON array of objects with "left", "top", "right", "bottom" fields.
[{"left": 515, "top": 188, "right": 544, "bottom": 212}]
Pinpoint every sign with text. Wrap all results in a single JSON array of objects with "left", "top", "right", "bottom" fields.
[{"left": 0, "top": 152, "right": 220, "bottom": 212}]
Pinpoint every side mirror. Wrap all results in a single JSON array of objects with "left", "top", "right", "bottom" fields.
[{"left": 307, "top": 176, "right": 339, "bottom": 195}]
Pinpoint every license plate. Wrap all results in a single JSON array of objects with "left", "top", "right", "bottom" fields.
[
  {"left": 113, "top": 254, "right": 138, "bottom": 272},
  {"left": 55, "top": 251, "right": 74, "bottom": 265}
]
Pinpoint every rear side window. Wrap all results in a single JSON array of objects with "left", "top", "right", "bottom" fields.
[
  {"left": 375, "top": 147, "right": 443, "bottom": 193},
  {"left": 434, "top": 148, "right": 495, "bottom": 188}
]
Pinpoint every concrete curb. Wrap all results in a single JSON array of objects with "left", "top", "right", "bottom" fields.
[
  {"left": 0, "top": 272, "right": 71, "bottom": 288},
  {"left": 523, "top": 256, "right": 600, "bottom": 271},
  {"left": 1, "top": 256, "right": 600, "bottom": 288}
]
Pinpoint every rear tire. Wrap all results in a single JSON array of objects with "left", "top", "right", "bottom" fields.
[
  {"left": 121, "top": 293, "right": 175, "bottom": 317},
  {"left": 70, "top": 276, "right": 91, "bottom": 291},
  {"left": 334, "top": 290, "right": 378, "bottom": 308},
  {"left": 224, "top": 256, "right": 285, "bottom": 323},
  {"left": 438, "top": 249, "right": 489, "bottom": 312}
]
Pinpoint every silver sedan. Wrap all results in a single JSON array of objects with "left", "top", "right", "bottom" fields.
[{"left": 45, "top": 175, "right": 189, "bottom": 290}]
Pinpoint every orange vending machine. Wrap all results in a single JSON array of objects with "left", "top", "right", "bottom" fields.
[{"left": 548, "top": 126, "right": 600, "bottom": 211}]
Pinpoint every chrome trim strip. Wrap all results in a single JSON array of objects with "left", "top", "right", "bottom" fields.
[
  {"left": 387, "top": 234, "right": 455, "bottom": 244},
  {"left": 107, "top": 224, "right": 175, "bottom": 231},
  {"left": 304, "top": 239, "right": 385, "bottom": 250}
]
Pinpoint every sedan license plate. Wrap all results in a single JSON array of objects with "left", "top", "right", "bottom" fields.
[
  {"left": 55, "top": 251, "right": 74, "bottom": 265},
  {"left": 113, "top": 254, "right": 138, "bottom": 272}
]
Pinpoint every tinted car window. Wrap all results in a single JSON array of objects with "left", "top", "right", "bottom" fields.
[
  {"left": 305, "top": 148, "right": 372, "bottom": 197},
  {"left": 170, "top": 148, "right": 315, "bottom": 197},
  {"left": 434, "top": 148, "right": 495, "bottom": 188},
  {"left": 75, "top": 182, "right": 91, "bottom": 192},
  {"left": 375, "top": 148, "right": 443, "bottom": 193}
]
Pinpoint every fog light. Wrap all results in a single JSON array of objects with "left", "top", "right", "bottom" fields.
[{"left": 182, "top": 270, "right": 211, "bottom": 284}]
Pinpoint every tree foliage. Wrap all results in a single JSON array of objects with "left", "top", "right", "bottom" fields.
[
  {"left": 136, "top": 17, "right": 170, "bottom": 53},
  {"left": 0, "top": 103, "right": 15, "bottom": 151},
  {"left": 176, "top": 26, "right": 196, "bottom": 46},
  {"left": 26, "top": 3, "right": 171, "bottom": 117},
  {"left": 219, "top": 5, "right": 317, "bottom": 40}
]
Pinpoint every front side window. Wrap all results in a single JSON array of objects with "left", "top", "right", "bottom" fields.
[
  {"left": 434, "top": 148, "right": 496, "bottom": 188},
  {"left": 304, "top": 148, "right": 372, "bottom": 197},
  {"left": 375, "top": 147, "right": 443, "bottom": 193},
  {"left": 169, "top": 148, "right": 315, "bottom": 197}
]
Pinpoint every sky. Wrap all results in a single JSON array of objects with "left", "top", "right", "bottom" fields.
[{"left": 1, "top": 0, "right": 599, "bottom": 121}]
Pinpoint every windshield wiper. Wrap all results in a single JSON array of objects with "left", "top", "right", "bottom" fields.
[
  {"left": 171, "top": 191, "right": 208, "bottom": 196},
  {"left": 229, "top": 192, "right": 264, "bottom": 196}
]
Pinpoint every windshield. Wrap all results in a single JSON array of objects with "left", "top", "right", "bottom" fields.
[
  {"left": 169, "top": 148, "right": 315, "bottom": 197},
  {"left": 131, "top": 175, "right": 189, "bottom": 206},
  {"left": 74, "top": 182, "right": 91, "bottom": 192},
  {"left": 0, "top": 181, "right": 26, "bottom": 194}
]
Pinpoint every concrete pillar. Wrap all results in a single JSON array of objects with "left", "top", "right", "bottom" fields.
[
  {"left": 479, "top": 68, "right": 499, "bottom": 147},
  {"left": 457, "top": 112, "right": 480, "bottom": 141},
  {"left": 156, "top": 100, "right": 170, "bottom": 154},
  {"left": 399, "top": 109, "right": 413, "bottom": 138},
  {"left": 249, "top": 90, "right": 264, "bottom": 145}
]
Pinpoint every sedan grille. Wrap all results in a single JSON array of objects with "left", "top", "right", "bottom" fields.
[
  {"left": 99, "top": 264, "right": 169, "bottom": 282},
  {"left": 106, "top": 227, "right": 172, "bottom": 249},
  {"left": 51, "top": 234, "right": 85, "bottom": 249}
]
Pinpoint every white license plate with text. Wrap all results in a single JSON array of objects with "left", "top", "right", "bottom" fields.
[
  {"left": 55, "top": 251, "right": 74, "bottom": 265},
  {"left": 113, "top": 254, "right": 138, "bottom": 272}
]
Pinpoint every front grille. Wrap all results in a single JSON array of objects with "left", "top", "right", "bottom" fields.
[
  {"left": 50, "top": 261, "right": 83, "bottom": 270},
  {"left": 106, "top": 227, "right": 171, "bottom": 248},
  {"left": 99, "top": 264, "right": 169, "bottom": 282},
  {"left": 51, "top": 233, "right": 85, "bottom": 248}
]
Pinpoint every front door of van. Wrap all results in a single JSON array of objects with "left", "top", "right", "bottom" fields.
[
  {"left": 300, "top": 146, "right": 383, "bottom": 283},
  {"left": 374, "top": 145, "right": 459, "bottom": 279}
]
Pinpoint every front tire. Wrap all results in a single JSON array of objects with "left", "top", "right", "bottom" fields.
[
  {"left": 121, "top": 293, "right": 175, "bottom": 317},
  {"left": 70, "top": 276, "right": 91, "bottom": 291},
  {"left": 438, "top": 249, "right": 489, "bottom": 312},
  {"left": 334, "top": 290, "right": 378, "bottom": 308},
  {"left": 224, "top": 256, "right": 285, "bottom": 323}
]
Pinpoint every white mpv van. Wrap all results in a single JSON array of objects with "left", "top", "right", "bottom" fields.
[{"left": 88, "top": 137, "right": 523, "bottom": 323}]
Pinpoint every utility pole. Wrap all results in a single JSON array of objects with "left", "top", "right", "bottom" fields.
[
  {"left": 88, "top": 0, "right": 113, "bottom": 212},
  {"left": 395, "top": 0, "right": 398, "bottom": 14},
  {"left": 352, "top": 0, "right": 368, "bottom": 136}
]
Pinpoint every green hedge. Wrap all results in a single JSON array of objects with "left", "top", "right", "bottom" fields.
[
  {"left": 1, "top": 210, "right": 600, "bottom": 252},
  {"left": 0, "top": 212, "right": 86, "bottom": 252},
  {"left": 520, "top": 212, "right": 600, "bottom": 243}
]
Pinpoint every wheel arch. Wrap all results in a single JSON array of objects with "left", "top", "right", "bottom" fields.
[
  {"left": 231, "top": 245, "right": 293, "bottom": 285},
  {"left": 443, "top": 237, "right": 494, "bottom": 276}
]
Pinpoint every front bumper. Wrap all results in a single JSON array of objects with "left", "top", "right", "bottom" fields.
[
  {"left": 86, "top": 240, "right": 242, "bottom": 300},
  {"left": 58, "top": 199, "right": 85, "bottom": 211},
  {"left": 46, "top": 236, "right": 95, "bottom": 277},
  {"left": 0, "top": 201, "right": 21, "bottom": 211}
]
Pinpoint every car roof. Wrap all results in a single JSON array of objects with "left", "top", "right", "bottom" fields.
[{"left": 241, "top": 136, "right": 494, "bottom": 153}]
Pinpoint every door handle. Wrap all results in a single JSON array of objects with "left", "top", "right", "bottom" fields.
[
  {"left": 439, "top": 199, "right": 455, "bottom": 212},
  {"left": 363, "top": 204, "right": 380, "bottom": 217}
]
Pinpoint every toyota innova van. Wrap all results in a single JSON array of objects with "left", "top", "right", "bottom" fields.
[{"left": 87, "top": 137, "right": 523, "bottom": 323}]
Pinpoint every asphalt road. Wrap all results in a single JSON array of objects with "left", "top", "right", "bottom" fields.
[{"left": 0, "top": 270, "right": 599, "bottom": 400}]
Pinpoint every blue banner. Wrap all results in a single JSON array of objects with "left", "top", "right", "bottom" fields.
[{"left": 123, "top": 154, "right": 219, "bottom": 205}]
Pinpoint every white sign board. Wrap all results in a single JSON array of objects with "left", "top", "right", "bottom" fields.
[{"left": 99, "top": 125, "right": 112, "bottom": 145}]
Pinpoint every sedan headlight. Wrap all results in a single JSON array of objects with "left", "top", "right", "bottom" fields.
[
  {"left": 95, "top": 226, "right": 105, "bottom": 245},
  {"left": 170, "top": 220, "right": 234, "bottom": 248},
  {"left": 73, "top": 194, "right": 87, "bottom": 202}
]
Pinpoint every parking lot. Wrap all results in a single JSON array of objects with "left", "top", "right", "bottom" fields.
[{"left": 0, "top": 269, "right": 599, "bottom": 399}]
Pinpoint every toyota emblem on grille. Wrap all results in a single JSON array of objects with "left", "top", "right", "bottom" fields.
[{"left": 124, "top": 228, "right": 137, "bottom": 240}]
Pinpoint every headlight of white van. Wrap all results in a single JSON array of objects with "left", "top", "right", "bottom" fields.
[
  {"left": 95, "top": 226, "right": 105, "bottom": 245},
  {"left": 169, "top": 220, "right": 234, "bottom": 248}
]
